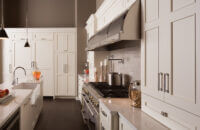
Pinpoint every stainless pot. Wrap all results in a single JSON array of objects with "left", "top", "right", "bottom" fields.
[
  {"left": 122, "top": 74, "right": 130, "bottom": 87},
  {"left": 108, "top": 72, "right": 122, "bottom": 86}
]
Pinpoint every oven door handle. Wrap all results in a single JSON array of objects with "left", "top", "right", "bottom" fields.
[{"left": 83, "top": 97, "right": 94, "bottom": 117}]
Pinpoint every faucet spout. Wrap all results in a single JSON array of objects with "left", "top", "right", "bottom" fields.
[{"left": 12, "top": 66, "right": 27, "bottom": 85}]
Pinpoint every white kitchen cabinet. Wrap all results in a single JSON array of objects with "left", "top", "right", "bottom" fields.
[
  {"left": 7, "top": 31, "right": 34, "bottom": 82},
  {"left": 55, "top": 31, "right": 77, "bottom": 97},
  {"left": 20, "top": 97, "right": 33, "bottom": 130},
  {"left": 99, "top": 102, "right": 118, "bottom": 130},
  {"left": 119, "top": 115, "right": 136, "bottom": 130},
  {"left": 142, "top": 94, "right": 200, "bottom": 130},
  {"left": 86, "top": 0, "right": 136, "bottom": 38},
  {"left": 141, "top": 0, "right": 200, "bottom": 128},
  {"left": 6, "top": 28, "right": 77, "bottom": 98},
  {"left": 34, "top": 39, "right": 54, "bottom": 96}
]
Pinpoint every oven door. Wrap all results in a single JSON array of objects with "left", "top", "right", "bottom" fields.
[{"left": 81, "top": 94, "right": 99, "bottom": 130}]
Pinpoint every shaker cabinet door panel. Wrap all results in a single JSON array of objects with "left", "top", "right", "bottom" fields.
[
  {"left": 67, "top": 75, "right": 76, "bottom": 96},
  {"left": 55, "top": 32, "right": 76, "bottom": 97},
  {"left": 142, "top": 27, "right": 163, "bottom": 100},
  {"left": 35, "top": 41, "right": 53, "bottom": 68},
  {"left": 164, "top": 15, "right": 200, "bottom": 116},
  {"left": 13, "top": 40, "right": 32, "bottom": 69},
  {"left": 68, "top": 33, "right": 76, "bottom": 53},
  {"left": 35, "top": 41, "right": 54, "bottom": 96}
]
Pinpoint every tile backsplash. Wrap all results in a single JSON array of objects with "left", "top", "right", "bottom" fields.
[
  {"left": 87, "top": 40, "right": 141, "bottom": 82},
  {"left": 109, "top": 41, "right": 141, "bottom": 81}
]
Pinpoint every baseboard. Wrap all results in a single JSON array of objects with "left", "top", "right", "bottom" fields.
[{"left": 54, "top": 96, "right": 76, "bottom": 99}]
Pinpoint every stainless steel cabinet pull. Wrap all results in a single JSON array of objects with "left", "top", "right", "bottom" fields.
[
  {"left": 121, "top": 123, "right": 123, "bottom": 130},
  {"left": 164, "top": 73, "right": 169, "bottom": 93},
  {"left": 158, "top": 73, "right": 163, "bottom": 91},
  {"left": 9, "top": 64, "right": 12, "bottom": 73},
  {"left": 101, "top": 110, "right": 107, "bottom": 117},
  {"left": 63, "top": 64, "right": 68, "bottom": 73},
  {"left": 158, "top": 73, "right": 160, "bottom": 91}
]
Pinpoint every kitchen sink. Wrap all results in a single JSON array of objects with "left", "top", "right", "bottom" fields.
[{"left": 12, "top": 83, "right": 37, "bottom": 89}]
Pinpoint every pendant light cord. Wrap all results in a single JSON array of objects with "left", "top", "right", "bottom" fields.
[
  {"left": 1, "top": 0, "right": 4, "bottom": 28},
  {"left": 26, "top": 0, "right": 28, "bottom": 41}
]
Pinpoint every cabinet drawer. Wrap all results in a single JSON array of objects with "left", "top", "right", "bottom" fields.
[
  {"left": 35, "top": 33, "right": 54, "bottom": 41},
  {"left": 100, "top": 103, "right": 111, "bottom": 129},
  {"left": 142, "top": 94, "right": 200, "bottom": 130},
  {"left": 13, "top": 33, "right": 32, "bottom": 41}
]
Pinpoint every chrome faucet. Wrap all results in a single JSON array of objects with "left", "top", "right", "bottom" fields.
[
  {"left": 107, "top": 55, "right": 124, "bottom": 64},
  {"left": 12, "top": 67, "right": 27, "bottom": 85}
]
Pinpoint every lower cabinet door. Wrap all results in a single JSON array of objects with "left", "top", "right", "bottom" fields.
[
  {"left": 119, "top": 116, "right": 136, "bottom": 130},
  {"left": 20, "top": 98, "right": 33, "bottom": 130},
  {"left": 142, "top": 94, "right": 200, "bottom": 130}
]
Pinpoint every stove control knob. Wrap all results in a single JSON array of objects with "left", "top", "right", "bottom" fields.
[
  {"left": 89, "top": 96, "right": 93, "bottom": 100},
  {"left": 95, "top": 103, "right": 99, "bottom": 107}
]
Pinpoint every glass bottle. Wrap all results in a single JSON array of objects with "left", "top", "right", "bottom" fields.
[
  {"left": 129, "top": 80, "right": 141, "bottom": 108},
  {"left": 31, "top": 61, "right": 41, "bottom": 81}
]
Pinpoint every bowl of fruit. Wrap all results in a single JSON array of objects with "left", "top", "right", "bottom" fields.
[{"left": 0, "top": 89, "right": 10, "bottom": 103}]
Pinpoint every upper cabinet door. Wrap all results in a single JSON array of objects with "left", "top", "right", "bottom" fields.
[
  {"left": 56, "top": 33, "right": 68, "bottom": 96},
  {"left": 55, "top": 32, "right": 76, "bottom": 97},
  {"left": 141, "top": 28, "right": 164, "bottom": 100},
  {"left": 158, "top": 0, "right": 200, "bottom": 116},
  {"left": 35, "top": 40, "right": 54, "bottom": 96},
  {"left": 141, "top": 0, "right": 164, "bottom": 100},
  {"left": 13, "top": 40, "right": 32, "bottom": 69},
  {"left": 165, "top": 14, "right": 200, "bottom": 116},
  {"left": 67, "top": 33, "right": 76, "bottom": 53}
]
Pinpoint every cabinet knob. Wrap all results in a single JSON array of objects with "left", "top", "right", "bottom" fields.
[{"left": 161, "top": 111, "right": 168, "bottom": 117}]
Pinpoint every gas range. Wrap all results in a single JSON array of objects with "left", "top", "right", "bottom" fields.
[
  {"left": 81, "top": 82, "right": 129, "bottom": 130},
  {"left": 88, "top": 82, "right": 129, "bottom": 98}
]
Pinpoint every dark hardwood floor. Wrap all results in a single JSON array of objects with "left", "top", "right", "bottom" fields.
[{"left": 34, "top": 98, "right": 88, "bottom": 130}]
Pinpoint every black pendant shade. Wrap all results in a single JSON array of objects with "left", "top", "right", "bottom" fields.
[
  {"left": 0, "top": 27, "right": 8, "bottom": 39},
  {"left": 24, "top": 0, "right": 30, "bottom": 47},
  {"left": 24, "top": 40, "right": 30, "bottom": 47},
  {"left": 0, "top": 0, "right": 8, "bottom": 39}
]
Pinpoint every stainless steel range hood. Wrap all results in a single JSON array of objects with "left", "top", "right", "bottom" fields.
[{"left": 87, "top": 0, "right": 141, "bottom": 51}]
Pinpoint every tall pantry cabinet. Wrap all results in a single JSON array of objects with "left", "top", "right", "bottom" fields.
[
  {"left": 141, "top": 0, "right": 200, "bottom": 129},
  {"left": 55, "top": 31, "right": 77, "bottom": 96},
  {"left": 6, "top": 28, "right": 77, "bottom": 97}
]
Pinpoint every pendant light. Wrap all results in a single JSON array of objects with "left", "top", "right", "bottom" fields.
[
  {"left": 0, "top": 0, "right": 8, "bottom": 39},
  {"left": 24, "top": 0, "right": 30, "bottom": 47}
]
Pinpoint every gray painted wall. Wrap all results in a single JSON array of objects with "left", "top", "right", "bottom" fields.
[
  {"left": 1, "top": 0, "right": 75, "bottom": 27},
  {"left": 96, "top": 0, "right": 104, "bottom": 9},
  {"left": 76, "top": 0, "right": 96, "bottom": 74}
]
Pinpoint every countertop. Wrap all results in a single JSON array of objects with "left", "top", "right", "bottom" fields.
[
  {"left": 99, "top": 98, "right": 170, "bottom": 130},
  {"left": 0, "top": 89, "right": 32, "bottom": 128}
]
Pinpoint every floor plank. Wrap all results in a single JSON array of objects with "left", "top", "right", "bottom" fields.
[{"left": 34, "top": 98, "right": 88, "bottom": 130}]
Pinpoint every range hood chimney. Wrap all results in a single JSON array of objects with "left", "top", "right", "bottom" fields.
[{"left": 87, "top": 0, "right": 141, "bottom": 51}]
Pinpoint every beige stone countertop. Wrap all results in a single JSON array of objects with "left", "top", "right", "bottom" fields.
[
  {"left": 99, "top": 98, "right": 170, "bottom": 130},
  {"left": 0, "top": 89, "right": 32, "bottom": 128}
]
